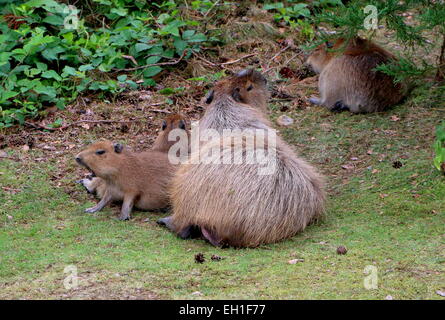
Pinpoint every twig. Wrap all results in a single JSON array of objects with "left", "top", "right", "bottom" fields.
[
  {"left": 0, "top": 156, "right": 20, "bottom": 162},
  {"left": 116, "top": 49, "right": 188, "bottom": 72},
  {"left": 193, "top": 52, "right": 217, "bottom": 66},
  {"left": 220, "top": 53, "right": 256, "bottom": 66},
  {"left": 193, "top": 52, "right": 256, "bottom": 67},
  {"left": 270, "top": 44, "right": 291, "bottom": 63},
  {"left": 203, "top": 0, "right": 220, "bottom": 18},
  {"left": 2, "top": 186, "right": 21, "bottom": 192},
  {"left": 122, "top": 55, "right": 138, "bottom": 66}
]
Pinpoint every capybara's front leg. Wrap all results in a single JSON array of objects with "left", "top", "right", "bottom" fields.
[
  {"left": 85, "top": 190, "right": 112, "bottom": 213},
  {"left": 118, "top": 195, "right": 134, "bottom": 221}
]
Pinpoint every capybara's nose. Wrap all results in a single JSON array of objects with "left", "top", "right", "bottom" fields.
[{"left": 75, "top": 156, "right": 82, "bottom": 164}]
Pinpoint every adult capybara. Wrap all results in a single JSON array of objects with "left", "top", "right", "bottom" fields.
[{"left": 158, "top": 69, "right": 325, "bottom": 247}]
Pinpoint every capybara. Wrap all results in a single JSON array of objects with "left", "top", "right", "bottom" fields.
[
  {"left": 158, "top": 69, "right": 325, "bottom": 247},
  {"left": 75, "top": 140, "right": 175, "bottom": 220},
  {"left": 306, "top": 37, "right": 405, "bottom": 113}
]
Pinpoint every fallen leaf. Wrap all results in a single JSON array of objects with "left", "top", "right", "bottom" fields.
[
  {"left": 390, "top": 115, "right": 400, "bottom": 121},
  {"left": 385, "top": 295, "right": 394, "bottom": 300},
  {"left": 194, "top": 253, "right": 205, "bottom": 264},
  {"left": 341, "top": 164, "right": 354, "bottom": 170},
  {"left": 379, "top": 193, "right": 389, "bottom": 199},
  {"left": 336, "top": 246, "right": 347, "bottom": 255},
  {"left": 192, "top": 291, "right": 203, "bottom": 296},
  {"left": 276, "top": 115, "right": 294, "bottom": 127},
  {"left": 22, "top": 145, "right": 30, "bottom": 152},
  {"left": 211, "top": 254, "right": 223, "bottom": 261},
  {"left": 288, "top": 259, "right": 304, "bottom": 264}
]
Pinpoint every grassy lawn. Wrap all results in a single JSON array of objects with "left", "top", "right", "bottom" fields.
[{"left": 1, "top": 94, "right": 444, "bottom": 299}]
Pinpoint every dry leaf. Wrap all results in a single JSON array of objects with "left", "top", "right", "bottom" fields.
[{"left": 276, "top": 115, "right": 294, "bottom": 127}]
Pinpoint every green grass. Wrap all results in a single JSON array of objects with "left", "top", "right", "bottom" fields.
[{"left": 1, "top": 99, "right": 444, "bottom": 300}]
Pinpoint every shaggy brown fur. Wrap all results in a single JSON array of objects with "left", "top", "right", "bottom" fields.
[
  {"left": 75, "top": 140, "right": 175, "bottom": 220},
  {"left": 306, "top": 37, "right": 406, "bottom": 113},
  {"left": 159, "top": 69, "right": 326, "bottom": 247}
]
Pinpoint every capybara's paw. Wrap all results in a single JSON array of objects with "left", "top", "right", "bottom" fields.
[
  {"left": 309, "top": 97, "right": 321, "bottom": 105},
  {"left": 118, "top": 214, "right": 130, "bottom": 221},
  {"left": 85, "top": 207, "right": 98, "bottom": 213}
]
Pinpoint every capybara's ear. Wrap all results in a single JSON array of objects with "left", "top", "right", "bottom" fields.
[
  {"left": 231, "top": 87, "right": 242, "bottom": 102},
  {"left": 237, "top": 69, "right": 267, "bottom": 86},
  {"left": 113, "top": 143, "right": 123, "bottom": 153},
  {"left": 205, "top": 90, "right": 214, "bottom": 104},
  {"left": 161, "top": 120, "right": 167, "bottom": 130},
  {"left": 178, "top": 119, "right": 186, "bottom": 130},
  {"left": 236, "top": 69, "right": 252, "bottom": 78}
]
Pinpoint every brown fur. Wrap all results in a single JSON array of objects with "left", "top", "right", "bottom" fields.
[
  {"left": 306, "top": 37, "right": 405, "bottom": 113},
  {"left": 75, "top": 140, "right": 175, "bottom": 220},
  {"left": 152, "top": 114, "right": 190, "bottom": 153},
  {"left": 77, "top": 114, "right": 189, "bottom": 217},
  {"left": 165, "top": 69, "right": 326, "bottom": 247}
]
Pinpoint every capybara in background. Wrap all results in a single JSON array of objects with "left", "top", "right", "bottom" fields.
[
  {"left": 152, "top": 114, "right": 189, "bottom": 153},
  {"left": 306, "top": 37, "right": 405, "bottom": 113},
  {"left": 158, "top": 69, "right": 325, "bottom": 247}
]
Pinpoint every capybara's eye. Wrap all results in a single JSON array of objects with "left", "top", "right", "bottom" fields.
[
  {"left": 96, "top": 150, "right": 105, "bottom": 155},
  {"left": 247, "top": 84, "right": 253, "bottom": 91},
  {"left": 162, "top": 120, "right": 167, "bottom": 130},
  {"left": 178, "top": 120, "right": 186, "bottom": 130},
  {"left": 232, "top": 87, "right": 241, "bottom": 102}
]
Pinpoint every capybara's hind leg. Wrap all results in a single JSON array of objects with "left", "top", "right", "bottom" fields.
[
  {"left": 157, "top": 216, "right": 175, "bottom": 231},
  {"left": 201, "top": 227, "right": 223, "bottom": 247},
  {"left": 331, "top": 101, "right": 350, "bottom": 112}
]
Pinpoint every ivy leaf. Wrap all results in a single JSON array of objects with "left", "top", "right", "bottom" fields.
[
  {"left": 41, "top": 70, "right": 62, "bottom": 81},
  {"left": 42, "top": 46, "right": 65, "bottom": 61},
  {"left": 143, "top": 66, "right": 162, "bottom": 78},
  {"left": 43, "top": 14, "right": 64, "bottom": 26},
  {"left": 79, "top": 64, "right": 94, "bottom": 72},
  {"left": 61, "top": 66, "right": 77, "bottom": 77},
  {"left": 135, "top": 43, "right": 152, "bottom": 53},
  {"left": 263, "top": 3, "right": 284, "bottom": 10},
  {"left": 174, "top": 39, "right": 188, "bottom": 55},
  {"left": 0, "top": 91, "right": 19, "bottom": 102},
  {"left": 146, "top": 56, "right": 161, "bottom": 64}
]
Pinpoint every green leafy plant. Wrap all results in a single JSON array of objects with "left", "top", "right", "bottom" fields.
[
  {"left": 0, "top": 0, "right": 211, "bottom": 128},
  {"left": 433, "top": 122, "right": 445, "bottom": 174}
]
